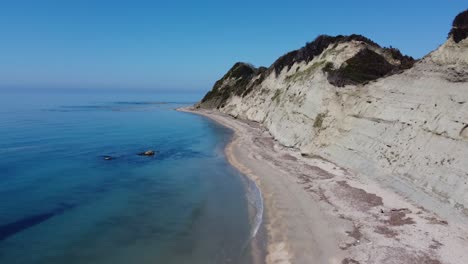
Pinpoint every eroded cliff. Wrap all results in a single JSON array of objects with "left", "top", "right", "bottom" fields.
[{"left": 197, "top": 10, "right": 468, "bottom": 216}]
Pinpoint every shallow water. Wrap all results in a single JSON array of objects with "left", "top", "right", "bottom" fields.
[{"left": 0, "top": 90, "right": 258, "bottom": 264}]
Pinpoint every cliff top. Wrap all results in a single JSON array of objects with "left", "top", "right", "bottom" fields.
[
  {"left": 271, "top": 34, "right": 380, "bottom": 76},
  {"left": 449, "top": 9, "right": 468, "bottom": 43}
]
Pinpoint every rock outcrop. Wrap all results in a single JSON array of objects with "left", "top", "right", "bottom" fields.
[{"left": 197, "top": 10, "right": 468, "bottom": 216}]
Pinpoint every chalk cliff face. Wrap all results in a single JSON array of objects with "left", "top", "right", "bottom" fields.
[{"left": 197, "top": 10, "right": 468, "bottom": 215}]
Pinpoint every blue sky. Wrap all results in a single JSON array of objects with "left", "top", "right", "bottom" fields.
[{"left": 0, "top": 1, "right": 465, "bottom": 91}]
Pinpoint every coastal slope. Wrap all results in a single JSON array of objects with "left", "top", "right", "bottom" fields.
[
  {"left": 197, "top": 11, "right": 468, "bottom": 218},
  {"left": 189, "top": 9, "right": 468, "bottom": 264}
]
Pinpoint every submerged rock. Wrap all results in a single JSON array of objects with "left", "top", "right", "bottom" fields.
[{"left": 138, "top": 150, "right": 156, "bottom": 156}]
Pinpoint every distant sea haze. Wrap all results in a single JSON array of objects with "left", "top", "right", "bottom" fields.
[{"left": 0, "top": 90, "right": 259, "bottom": 264}]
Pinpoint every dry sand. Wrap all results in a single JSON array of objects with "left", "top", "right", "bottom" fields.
[{"left": 179, "top": 107, "right": 468, "bottom": 264}]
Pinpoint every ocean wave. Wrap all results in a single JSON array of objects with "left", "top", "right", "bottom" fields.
[{"left": 243, "top": 176, "right": 264, "bottom": 241}]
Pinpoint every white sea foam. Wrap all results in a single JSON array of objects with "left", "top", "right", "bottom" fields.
[{"left": 243, "top": 175, "right": 264, "bottom": 240}]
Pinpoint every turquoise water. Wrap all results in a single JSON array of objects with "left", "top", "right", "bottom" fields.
[{"left": 0, "top": 90, "right": 258, "bottom": 264}]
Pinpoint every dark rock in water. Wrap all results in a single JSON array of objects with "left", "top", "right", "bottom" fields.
[
  {"left": 138, "top": 150, "right": 156, "bottom": 156},
  {"left": 449, "top": 10, "right": 468, "bottom": 43}
]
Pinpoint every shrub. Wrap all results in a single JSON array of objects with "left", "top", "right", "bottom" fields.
[
  {"left": 323, "top": 62, "right": 334, "bottom": 72},
  {"left": 200, "top": 62, "right": 265, "bottom": 108},
  {"left": 271, "top": 90, "right": 281, "bottom": 104},
  {"left": 325, "top": 48, "right": 414, "bottom": 87},
  {"left": 448, "top": 10, "right": 468, "bottom": 43},
  {"left": 313, "top": 113, "right": 326, "bottom": 128},
  {"left": 270, "top": 34, "right": 380, "bottom": 76}
]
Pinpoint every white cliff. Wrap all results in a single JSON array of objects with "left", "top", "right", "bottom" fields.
[{"left": 197, "top": 12, "right": 468, "bottom": 218}]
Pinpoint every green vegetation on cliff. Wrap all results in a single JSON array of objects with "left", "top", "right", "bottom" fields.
[
  {"left": 200, "top": 63, "right": 265, "bottom": 109},
  {"left": 324, "top": 48, "right": 414, "bottom": 87},
  {"left": 199, "top": 34, "right": 415, "bottom": 108},
  {"left": 270, "top": 34, "right": 379, "bottom": 76},
  {"left": 449, "top": 9, "right": 468, "bottom": 43}
]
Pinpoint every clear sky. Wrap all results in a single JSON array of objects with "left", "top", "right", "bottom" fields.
[{"left": 0, "top": 1, "right": 465, "bottom": 91}]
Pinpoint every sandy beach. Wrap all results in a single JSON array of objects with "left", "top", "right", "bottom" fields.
[{"left": 179, "top": 106, "right": 468, "bottom": 264}]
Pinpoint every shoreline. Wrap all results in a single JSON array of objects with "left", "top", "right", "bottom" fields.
[
  {"left": 179, "top": 107, "right": 269, "bottom": 264},
  {"left": 179, "top": 106, "right": 344, "bottom": 263},
  {"left": 178, "top": 106, "right": 468, "bottom": 264}
]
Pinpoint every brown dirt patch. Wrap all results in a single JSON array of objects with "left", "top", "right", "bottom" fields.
[
  {"left": 416, "top": 256, "right": 442, "bottom": 264},
  {"left": 340, "top": 225, "right": 362, "bottom": 250},
  {"left": 281, "top": 154, "right": 298, "bottom": 161},
  {"left": 253, "top": 137, "right": 275, "bottom": 150},
  {"left": 381, "top": 248, "right": 441, "bottom": 264},
  {"left": 385, "top": 208, "right": 415, "bottom": 226},
  {"left": 342, "top": 258, "right": 360, "bottom": 264},
  {"left": 243, "top": 119, "right": 263, "bottom": 129},
  {"left": 306, "top": 186, "right": 333, "bottom": 205},
  {"left": 425, "top": 216, "right": 448, "bottom": 225},
  {"left": 375, "top": 225, "right": 398, "bottom": 238},
  {"left": 429, "top": 239, "right": 443, "bottom": 250},
  {"left": 335, "top": 181, "right": 383, "bottom": 211},
  {"left": 298, "top": 174, "right": 312, "bottom": 184},
  {"left": 300, "top": 153, "right": 332, "bottom": 162},
  {"left": 347, "top": 225, "right": 362, "bottom": 241},
  {"left": 304, "top": 164, "right": 335, "bottom": 179}
]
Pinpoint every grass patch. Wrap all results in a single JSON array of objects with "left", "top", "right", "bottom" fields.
[
  {"left": 322, "top": 62, "right": 334, "bottom": 72},
  {"left": 271, "top": 90, "right": 282, "bottom": 104},
  {"left": 285, "top": 61, "right": 326, "bottom": 82},
  {"left": 271, "top": 34, "right": 379, "bottom": 76},
  {"left": 313, "top": 113, "right": 326, "bottom": 128},
  {"left": 320, "top": 45, "right": 347, "bottom": 59}
]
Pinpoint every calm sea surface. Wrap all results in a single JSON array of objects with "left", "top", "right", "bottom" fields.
[{"left": 0, "top": 90, "right": 259, "bottom": 264}]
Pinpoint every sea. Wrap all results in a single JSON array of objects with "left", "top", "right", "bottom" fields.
[{"left": 0, "top": 89, "right": 262, "bottom": 264}]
